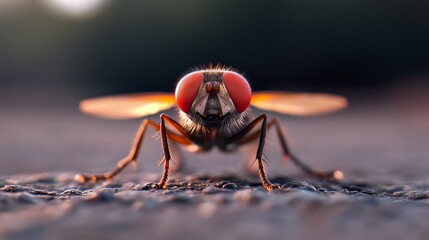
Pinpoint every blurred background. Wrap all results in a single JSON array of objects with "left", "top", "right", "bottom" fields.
[{"left": 0, "top": 0, "right": 428, "bottom": 180}]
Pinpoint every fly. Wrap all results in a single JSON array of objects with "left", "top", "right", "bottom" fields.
[{"left": 75, "top": 66, "right": 347, "bottom": 191}]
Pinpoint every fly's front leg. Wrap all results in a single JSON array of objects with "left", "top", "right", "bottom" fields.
[
  {"left": 153, "top": 114, "right": 171, "bottom": 189},
  {"left": 75, "top": 118, "right": 160, "bottom": 183},
  {"left": 254, "top": 115, "right": 280, "bottom": 190},
  {"left": 153, "top": 114, "right": 196, "bottom": 189},
  {"left": 226, "top": 114, "right": 280, "bottom": 191},
  {"left": 75, "top": 116, "right": 193, "bottom": 183}
]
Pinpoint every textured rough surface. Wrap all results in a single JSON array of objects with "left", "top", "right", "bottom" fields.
[{"left": 1, "top": 173, "right": 429, "bottom": 240}]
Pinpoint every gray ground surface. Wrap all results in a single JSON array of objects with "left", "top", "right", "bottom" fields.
[
  {"left": 1, "top": 91, "right": 429, "bottom": 240},
  {"left": 1, "top": 173, "right": 429, "bottom": 240}
]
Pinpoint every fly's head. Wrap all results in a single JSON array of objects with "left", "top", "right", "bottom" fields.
[{"left": 175, "top": 68, "right": 252, "bottom": 135}]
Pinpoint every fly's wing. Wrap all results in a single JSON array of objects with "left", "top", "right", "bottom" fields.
[
  {"left": 250, "top": 91, "right": 348, "bottom": 116},
  {"left": 80, "top": 92, "right": 176, "bottom": 119}
]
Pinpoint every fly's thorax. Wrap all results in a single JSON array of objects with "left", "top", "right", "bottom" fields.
[{"left": 179, "top": 108, "right": 252, "bottom": 138}]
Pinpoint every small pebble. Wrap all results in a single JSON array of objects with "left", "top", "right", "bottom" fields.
[
  {"left": 346, "top": 185, "right": 376, "bottom": 195},
  {"left": 395, "top": 191, "right": 429, "bottom": 200},
  {"left": 31, "top": 189, "right": 56, "bottom": 196},
  {"left": 87, "top": 189, "right": 115, "bottom": 202},
  {"left": 281, "top": 181, "right": 317, "bottom": 192},
  {"left": 214, "top": 181, "right": 228, "bottom": 188},
  {"left": 134, "top": 183, "right": 154, "bottom": 191},
  {"left": 222, "top": 183, "right": 238, "bottom": 190},
  {"left": 61, "top": 189, "right": 83, "bottom": 196},
  {"left": 1, "top": 185, "right": 30, "bottom": 193}
]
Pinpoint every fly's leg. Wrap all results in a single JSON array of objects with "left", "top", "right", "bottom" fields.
[
  {"left": 235, "top": 118, "right": 344, "bottom": 180},
  {"left": 226, "top": 114, "right": 280, "bottom": 191},
  {"left": 152, "top": 114, "right": 196, "bottom": 189},
  {"left": 75, "top": 119, "right": 159, "bottom": 183},
  {"left": 75, "top": 117, "right": 193, "bottom": 183},
  {"left": 254, "top": 115, "right": 280, "bottom": 190},
  {"left": 269, "top": 118, "right": 343, "bottom": 180},
  {"left": 153, "top": 114, "right": 171, "bottom": 189}
]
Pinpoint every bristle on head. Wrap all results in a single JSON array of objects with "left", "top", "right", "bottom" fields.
[{"left": 186, "top": 64, "right": 239, "bottom": 75}]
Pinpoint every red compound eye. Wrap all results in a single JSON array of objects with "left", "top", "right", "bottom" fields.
[
  {"left": 223, "top": 71, "right": 252, "bottom": 113},
  {"left": 175, "top": 71, "right": 204, "bottom": 113}
]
